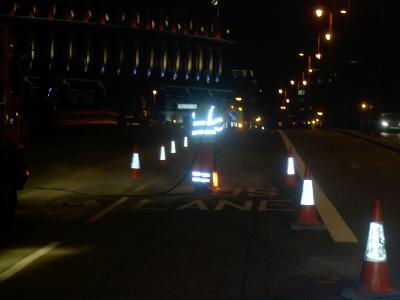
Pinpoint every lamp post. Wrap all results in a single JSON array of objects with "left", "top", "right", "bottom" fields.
[
  {"left": 152, "top": 89, "right": 157, "bottom": 108},
  {"left": 360, "top": 103, "right": 368, "bottom": 131}
]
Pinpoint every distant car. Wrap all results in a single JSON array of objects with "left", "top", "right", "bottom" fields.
[{"left": 374, "top": 113, "right": 400, "bottom": 132}]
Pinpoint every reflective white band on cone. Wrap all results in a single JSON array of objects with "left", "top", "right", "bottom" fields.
[
  {"left": 287, "top": 157, "right": 295, "bottom": 175},
  {"left": 184, "top": 136, "right": 188, "bottom": 148},
  {"left": 131, "top": 153, "right": 140, "bottom": 169},
  {"left": 365, "top": 222, "right": 387, "bottom": 262},
  {"left": 160, "top": 146, "right": 166, "bottom": 161},
  {"left": 171, "top": 141, "right": 176, "bottom": 154},
  {"left": 300, "top": 179, "right": 314, "bottom": 205}
]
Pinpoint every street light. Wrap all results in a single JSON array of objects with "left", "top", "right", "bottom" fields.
[
  {"left": 290, "top": 80, "right": 295, "bottom": 85},
  {"left": 315, "top": 53, "right": 322, "bottom": 60},
  {"left": 340, "top": 9, "right": 347, "bottom": 14},
  {"left": 325, "top": 33, "right": 332, "bottom": 41},
  {"left": 302, "top": 80, "right": 307, "bottom": 86},
  {"left": 235, "top": 97, "right": 242, "bottom": 101},
  {"left": 286, "top": 98, "right": 290, "bottom": 103},
  {"left": 315, "top": 9, "right": 323, "bottom": 18},
  {"left": 299, "top": 52, "right": 305, "bottom": 57},
  {"left": 278, "top": 89, "right": 283, "bottom": 94},
  {"left": 360, "top": 103, "right": 368, "bottom": 131},
  {"left": 152, "top": 89, "right": 157, "bottom": 106}
]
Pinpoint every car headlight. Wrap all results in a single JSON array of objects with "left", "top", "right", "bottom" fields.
[{"left": 381, "top": 120, "right": 389, "bottom": 127}]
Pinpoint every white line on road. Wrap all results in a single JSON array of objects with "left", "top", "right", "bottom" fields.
[
  {"left": 86, "top": 174, "right": 164, "bottom": 223},
  {"left": 0, "top": 241, "right": 61, "bottom": 285},
  {"left": 278, "top": 130, "right": 358, "bottom": 243},
  {"left": 86, "top": 197, "right": 128, "bottom": 223}
]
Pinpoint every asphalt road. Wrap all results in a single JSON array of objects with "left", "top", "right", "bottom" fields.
[{"left": 1, "top": 127, "right": 400, "bottom": 299}]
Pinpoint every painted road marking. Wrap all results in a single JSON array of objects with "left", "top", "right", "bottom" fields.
[
  {"left": 86, "top": 174, "right": 164, "bottom": 223},
  {"left": 0, "top": 241, "right": 61, "bottom": 285},
  {"left": 215, "top": 200, "right": 252, "bottom": 211},
  {"left": 86, "top": 197, "right": 128, "bottom": 223},
  {"left": 278, "top": 130, "right": 358, "bottom": 243},
  {"left": 176, "top": 199, "right": 208, "bottom": 210},
  {"left": 247, "top": 187, "right": 279, "bottom": 197},
  {"left": 131, "top": 199, "right": 292, "bottom": 212},
  {"left": 258, "top": 200, "right": 293, "bottom": 212}
]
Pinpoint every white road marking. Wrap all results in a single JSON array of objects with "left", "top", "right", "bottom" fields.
[
  {"left": 278, "top": 130, "right": 358, "bottom": 243},
  {"left": 133, "top": 175, "right": 164, "bottom": 192},
  {"left": 86, "top": 197, "right": 128, "bottom": 224},
  {"left": 215, "top": 200, "right": 252, "bottom": 211},
  {"left": 134, "top": 199, "right": 152, "bottom": 209},
  {"left": 176, "top": 199, "right": 208, "bottom": 210},
  {"left": 86, "top": 174, "right": 164, "bottom": 223},
  {"left": 0, "top": 241, "right": 61, "bottom": 285}
]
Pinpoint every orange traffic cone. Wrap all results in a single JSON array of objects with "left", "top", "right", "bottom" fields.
[
  {"left": 342, "top": 200, "right": 399, "bottom": 299},
  {"left": 291, "top": 166, "right": 325, "bottom": 230},
  {"left": 131, "top": 143, "right": 140, "bottom": 179},
  {"left": 285, "top": 147, "right": 296, "bottom": 186}
]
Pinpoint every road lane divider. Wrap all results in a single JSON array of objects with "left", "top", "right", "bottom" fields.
[
  {"left": 0, "top": 241, "right": 61, "bottom": 285},
  {"left": 278, "top": 130, "right": 358, "bottom": 243}
]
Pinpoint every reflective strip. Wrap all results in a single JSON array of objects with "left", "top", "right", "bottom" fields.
[
  {"left": 300, "top": 179, "right": 314, "bottom": 205},
  {"left": 184, "top": 136, "right": 188, "bottom": 147},
  {"left": 192, "top": 129, "right": 216, "bottom": 136},
  {"left": 192, "top": 177, "right": 211, "bottom": 183},
  {"left": 192, "top": 171, "right": 211, "bottom": 178},
  {"left": 287, "top": 157, "right": 295, "bottom": 175},
  {"left": 160, "top": 146, "right": 166, "bottom": 160},
  {"left": 170, "top": 141, "right": 176, "bottom": 154},
  {"left": 365, "top": 222, "right": 387, "bottom": 262},
  {"left": 131, "top": 153, "right": 140, "bottom": 169},
  {"left": 193, "top": 120, "right": 206, "bottom": 127},
  {"left": 207, "top": 106, "right": 215, "bottom": 124}
]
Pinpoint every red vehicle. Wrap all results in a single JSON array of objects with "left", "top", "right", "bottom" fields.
[{"left": 0, "top": 24, "right": 28, "bottom": 233}]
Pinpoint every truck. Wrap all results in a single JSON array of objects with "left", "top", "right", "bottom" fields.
[{"left": 0, "top": 24, "right": 29, "bottom": 234}]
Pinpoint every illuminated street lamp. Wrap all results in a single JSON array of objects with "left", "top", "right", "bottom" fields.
[
  {"left": 278, "top": 89, "right": 283, "bottom": 94},
  {"left": 290, "top": 80, "right": 295, "bottom": 85},
  {"left": 315, "top": 9, "right": 323, "bottom": 18},
  {"left": 302, "top": 80, "right": 307, "bottom": 86},
  {"left": 317, "top": 111, "right": 324, "bottom": 116},
  {"left": 286, "top": 98, "right": 290, "bottom": 103},
  {"left": 340, "top": 9, "right": 347, "bottom": 14},
  {"left": 280, "top": 106, "right": 286, "bottom": 110},
  {"left": 315, "top": 53, "right": 322, "bottom": 60},
  {"left": 238, "top": 107, "right": 243, "bottom": 112},
  {"left": 235, "top": 97, "right": 242, "bottom": 102},
  {"left": 152, "top": 89, "right": 158, "bottom": 106},
  {"left": 299, "top": 52, "right": 305, "bottom": 57},
  {"left": 325, "top": 33, "right": 331, "bottom": 41},
  {"left": 308, "top": 68, "right": 313, "bottom": 73},
  {"left": 255, "top": 116, "right": 261, "bottom": 122},
  {"left": 360, "top": 103, "right": 369, "bottom": 131}
]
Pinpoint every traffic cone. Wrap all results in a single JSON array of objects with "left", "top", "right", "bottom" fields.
[
  {"left": 160, "top": 144, "right": 166, "bottom": 162},
  {"left": 285, "top": 147, "right": 296, "bottom": 186},
  {"left": 290, "top": 166, "right": 325, "bottom": 230},
  {"left": 131, "top": 143, "right": 140, "bottom": 179},
  {"left": 184, "top": 136, "right": 189, "bottom": 148},
  {"left": 170, "top": 139, "right": 176, "bottom": 154},
  {"left": 342, "top": 200, "right": 400, "bottom": 299}
]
